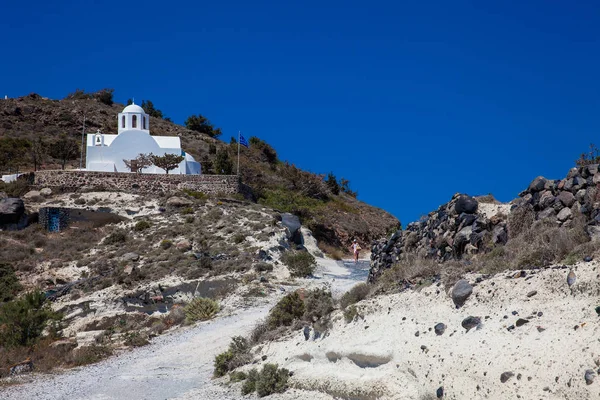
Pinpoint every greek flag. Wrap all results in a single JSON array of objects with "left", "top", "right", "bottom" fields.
[{"left": 239, "top": 133, "right": 249, "bottom": 148}]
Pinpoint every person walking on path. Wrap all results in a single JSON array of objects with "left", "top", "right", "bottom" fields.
[{"left": 351, "top": 239, "right": 361, "bottom": 263}]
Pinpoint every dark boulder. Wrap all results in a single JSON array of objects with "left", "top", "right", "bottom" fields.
[
  {"left": 434, "top": 323, "right": 446, "bottom": 336},
  {"left": 452, "top": 280, "right": 473, "bottom": 307},
  {"left": 281, "top": 213, "right": 302, "bottom": 244},
  {"left": 461, "top": 316, "right": 481, "bottom": 332},
  {"left": 458, "top": 212, "right": 477, "bottom": 227},
  {"left": 557, "top": 191, "right": 576, "bottom": 208},
  {"left": 472, "top": 217, "right": 489, "bottom": 233},
  {"left": 500, "top": 371, "right": 514, "bottom": 383},
  {"left": 528, "top": 176, "right": 547, "bottom": 193},
  {"left": 455, "top": 195, "right": 478, "bottom": 214},
  {"left": 0, "top": 197, "right": 25, "bottom": 225},
  {"left": 538, "top": 191, "right": 555, "bottom": 209},
  {"left": 492, "top": 225, "right": 508, "bottom": 245},
  {"left": 537, "top": 207, "right": 556, "bottom": 220}
]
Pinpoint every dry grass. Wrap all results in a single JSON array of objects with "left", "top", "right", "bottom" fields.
[
  {"left": 317, "top": 242, "right": 345, "bottom": 260},
  {"left": 507, "top": 203, "right": 535, "bottom": 239},
  {"left": 375, "top": 210, "right": 595, "bottom": 292}
]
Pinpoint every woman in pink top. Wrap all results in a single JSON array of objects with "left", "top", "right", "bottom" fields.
[{"left": 351, "top": 239, "right": 361, "bottom": 262}]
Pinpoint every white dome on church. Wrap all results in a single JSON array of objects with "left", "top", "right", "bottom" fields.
[{"left": 122, "top": 104, "right": 145, "bottom": 114}]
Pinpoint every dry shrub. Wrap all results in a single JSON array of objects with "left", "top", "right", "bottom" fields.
[
  {"left": 507, "top": 203, "right": 535, "bottom": 239},
  {"left": 72, "top": 345, "right": 112, "bottom": 366},
  {"left": 507, "top": 214, "right": 589, "bottom": 268},
  {"left": 340, "top": 283, "right": 370, "bottom": 309},
  {"left": 0, "top": 337, "right": 76, "bottom": 377},
  {"left": 475, "top": 194, "right": 498, "bottom": 204},
  {"left": 317, "top": 242, "right": 344, "bottom": 260},
  {"left": 562, "top": 240, "right": 600, "bottom": 265},
  {"left": 382, "top": 254, "right": 441, "bottom": 282}
]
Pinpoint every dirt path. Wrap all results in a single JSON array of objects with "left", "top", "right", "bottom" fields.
[{"left": 1, "top": 258, "right": 369, "bottom": 400}]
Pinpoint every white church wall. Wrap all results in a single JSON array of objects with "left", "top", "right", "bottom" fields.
[{"left": 85, "top": 104, "right": 200, "bottom": 175}]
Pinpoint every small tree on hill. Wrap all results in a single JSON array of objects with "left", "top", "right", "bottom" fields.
[
  {"left": 325, "top": 172, "right": 340, "bottom": 195},
  {"left": 94, "top": 88, "right": 114, "bottom": 106},
  {"left": 0, "top": 138, "right": 30, "bottom": 173},
  {"left": 141, "top": 100, "right": 164, "bottom": 119},
  {"left": 215, "top": 149, "right": 233, "bottom": 175},
  {"left": 123, "top": 153, "right": 153, "bottom": 173},
  {"left": 340, "top": 178, "right": 357, "bottom": 198},
  {"left": 29, "top": 137, "right": 47, "bottom": 171},
  {"left": 249, "top": 136, "right": 277, "bottom": 164},
  {"left": 185, "top": 114, "right": 222, "bottom": 138},
  {"left": 575, "top": 143, "right": 600, "bottom": 167},
  {"left": 65, "top": 89, "right": 92, "bottom": 100},
  {"left": 150, "top": 153, "right": 184, "bottom": 174},
  {"left": 49, "top": 134, "right": 79, "bottom": 170}
]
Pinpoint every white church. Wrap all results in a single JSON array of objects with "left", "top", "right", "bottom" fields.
[{"left": 86, "top": 103, "right": 201, "bottom": 174}]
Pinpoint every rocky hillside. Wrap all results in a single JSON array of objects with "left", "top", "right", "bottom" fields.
[
  {"left": 369, "top": 163, "right": 600, "bottom": 286},
  {"left": 0, "top": 93, "right": 218, "bottom": 160},
  {"left": 0, "top": 92, "right": 398, "bottom": 248}
]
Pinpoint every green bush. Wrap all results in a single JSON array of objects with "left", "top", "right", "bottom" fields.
[
  {"left": 184, "top": 297, "right": 219, "bottom": 323},
  {"left": 255, "top": 262, "right": 274, "bottom": 273},
  {"left": 304, "top": 288, "right": 334, "bottom": 322},
  {"left": 133, "top": 220, "right": 151, "bottom": 232},
  {"left": 0, "top": 263, "right": 22, "bottom": 302},
  {"left": 343, "top": 305, "right": 359, "bottom": 323},
  {"left": 183, "top": 189, "right": 207, "bottom": 200},
  {"left": 160, "top": 239, "right": 173, "bottom": 249},
  {"left": 340, "top": 283, "right": 370, "bottom": 309},
  {"left": 103, "top": 230, "right": 127, "bottom": 245},
  {"left": 214, "top": 350, "right": 235, "bottom": 377},
  {"left": 229, "top": 370, "right": 247, "bottom": 383},
  {"left": 268, "top": 292, "right": 305, "bottom": 328},
  {"left": 185, "top": 216, "right": 195, "bottom": 224},
  {"left": 255, "top": 363, "right": 289, "bottom": 397},
  {"left": 281, "top": 251, "right": 316, "bottom": 277},
  {"left": 0, "top": 291, "right": 62, "bottom": 348},
  {"left": 214, "top": 336, "right": 251, "bottom": 377},
  {"left": 181, "top": 207, "right": 194, "bottom": 215},
  {"left": 242, "top": 368, "right": 259, "bottom": 395},
  {"left": 0, "top": 179, "right": 31, "bottom": 197}
]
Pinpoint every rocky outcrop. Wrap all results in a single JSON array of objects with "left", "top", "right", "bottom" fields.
[
  {"left": 369, "top": 194, "right": 507, "bottom": 282},
  {"left": 369, "top": 164, "right": 600, "bottom": 284},
  {"left": 281, "top": 213, "right": 303, "bottom": 245},
  {"left": 0, "top": 197, "right": 25, "bottom": 225},
  {"left": 512, "top": 166, "right": 600, "bottom": 232}
]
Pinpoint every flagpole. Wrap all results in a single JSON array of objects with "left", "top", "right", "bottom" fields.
[{"left": 237, "top": 131, "right": 241, "bottom": 176}]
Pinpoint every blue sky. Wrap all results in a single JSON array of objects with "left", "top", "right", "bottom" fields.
[{"left": 2, "top": 1, "right": 600, "bottom": 225}]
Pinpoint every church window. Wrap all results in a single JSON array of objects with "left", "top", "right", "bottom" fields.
[
  {"left": 143, "top": 116, "right": 146, "bottom": 129},
  {"left": 122, "top": 116, "right": 125, "bottom": 128},
  {"left": 132, "top": 115, "right": 137, "bottom": 128}
]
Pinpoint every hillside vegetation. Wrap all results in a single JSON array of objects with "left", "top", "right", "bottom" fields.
[{"left": 0, "top": 91, "right": 398, "bottom": 248}]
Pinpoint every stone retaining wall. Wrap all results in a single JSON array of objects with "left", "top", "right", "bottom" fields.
[{"left": 32, "top": 171, "right": 240, "bottom": 195}]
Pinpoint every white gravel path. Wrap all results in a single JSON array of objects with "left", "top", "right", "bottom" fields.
[{"left": 1, "top": 258, "right": 369, "bottom": 400}]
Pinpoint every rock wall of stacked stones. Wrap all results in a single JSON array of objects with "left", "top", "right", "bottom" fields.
[
  {"left": 32, "top": 171, "right": 240, "bottom": 196},
  {"left": 369, "top": 164, "right": 600, "bottom": 283},
  {"left": 514, "top": 164, "right": 600, "bottom": 232}
]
